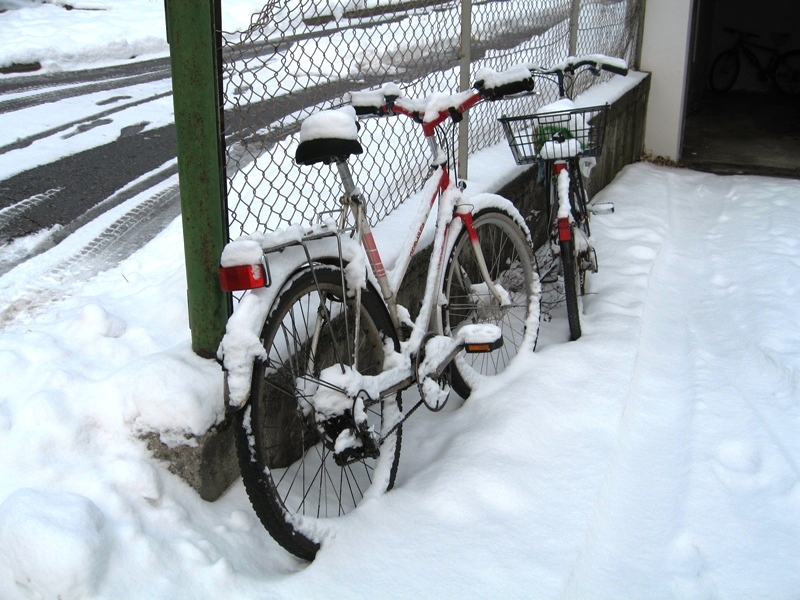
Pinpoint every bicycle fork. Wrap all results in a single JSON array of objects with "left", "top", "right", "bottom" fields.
[{"left": 452, "top": 205, "right": 512, "bottom": 308}]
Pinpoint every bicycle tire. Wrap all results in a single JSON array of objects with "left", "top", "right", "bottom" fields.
[
  {"left": 565, "top": 161, "right": 594, "bottom": 340},
  {"left": 709, "top": 49, "right": 740, "bottom": 92},
  {"left": 570, "top": 161, "right": 593, "bottom": 296},
  {"left": 774, "top": 50, "right": 800, "bottom": 95},
  {"left": 235, "top": 265, "right": 401, "bottom": 561},
  {"left": 441, "top": 207, "right": 541, "bottom": 398},
  {"left": 560, "top": 236, "right": 582, "bottom": 341}
]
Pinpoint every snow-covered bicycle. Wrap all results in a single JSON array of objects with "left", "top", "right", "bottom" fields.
[
  {"left": 476, "top": 55, "right": 628, "bottom": 340},
  {"left": 217, "top": 82, "right": 541, "bottom": 560}
]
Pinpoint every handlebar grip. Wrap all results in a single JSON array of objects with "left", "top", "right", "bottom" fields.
[
  {"left": 474, "top": 70, "right": 535, "bottom": 101},
  {"left": 601, "top": 62, "right": 628, "bottom": 76},
  {"left": 349, "top": 84, "right": 402, "bottom": 117},
  {"left": 353, "top": 104, "right": 383, "bottom": 117}
]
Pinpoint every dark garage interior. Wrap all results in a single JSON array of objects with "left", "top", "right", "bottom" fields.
[{"left": 680, "top": 0, "right": 800, "bottom": 178}]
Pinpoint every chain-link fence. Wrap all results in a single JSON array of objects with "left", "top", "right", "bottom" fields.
[{"left": 220, "top": 0, "right": 643, "bottom": 239}]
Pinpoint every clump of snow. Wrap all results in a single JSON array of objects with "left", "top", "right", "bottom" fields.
[
  {"left": 393, "top": 90, "right": 476, "bottom": 123},
  {"left": 298, "top": 106, "right": 359, "bottom": 142},
  {"left": 537, "top": 98, "right": 578, "bottom": 114},
  {"left": 110, "top": 350, "right": 225, "bottom": 446},
  {"left": 474, "top": 63, "right": 532, "bottom": 90},
  {"left": 540, "top": 137, "right": 583, "bottom": 160},
  {"left": 0, "top": 488, "right": 109, "bottom": 599},
  {"left": 348, "top": 82, "right": 403, "bottom": 112},
  {"left": 219, "top": 238, "right": 264, "bottom": 268}
]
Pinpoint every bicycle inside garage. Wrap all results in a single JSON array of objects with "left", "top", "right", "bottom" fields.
[{"left": 680, "top": 0, "right": 800, "bottom": 178}]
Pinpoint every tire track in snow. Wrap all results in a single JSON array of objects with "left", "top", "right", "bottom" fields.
[
  {"left": 558, "top": 170, "right": 726, "bottom": 599},
  {"left": 0, "top": 67, "right": 171, "bottom": 115},
  {"left": 0, "top": 187, "right": 63, "bottom": 234},
  {"left": 0, "top": 184, "right": 180, "bottom": 329}
]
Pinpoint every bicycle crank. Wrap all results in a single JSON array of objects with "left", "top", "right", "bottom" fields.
[{"left": 417, "top": 325, "right": 503, "bottom": 408}]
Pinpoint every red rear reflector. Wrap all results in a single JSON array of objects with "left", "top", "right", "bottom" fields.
[
  {"left": 219, "top": 264, "right": 266, "bottom": 291},
  {"left": 558, "top": 217, "right": 572, "bottom": 242}
]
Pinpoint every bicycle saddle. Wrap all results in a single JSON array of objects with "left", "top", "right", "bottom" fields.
[
  {"left": 295, "top": 107, "right": 363, "bottom": 166},
  {"left": 295, "top": 137, "right": 363, "bottom": 166}
]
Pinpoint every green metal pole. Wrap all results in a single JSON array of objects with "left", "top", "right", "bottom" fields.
[{"left": 165, "top": 0, "right": 230, "bottom": 358}]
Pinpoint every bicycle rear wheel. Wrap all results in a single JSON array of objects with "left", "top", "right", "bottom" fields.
[
  {"left": 709, "top": 49, "right": 740, "bottom": 92},
  {"left": 441, "top": 207, "right": 541, "bottom": 398},
  {"left": 235, "top": 266, "right": 401, "bottom": 561},
  {"left": 774, "top": 50, "right": 800, "bottom": 95}
]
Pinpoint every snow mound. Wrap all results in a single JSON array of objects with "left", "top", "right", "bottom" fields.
[{"left": 0, "top": 488, "right": 110, "bottom": 599}]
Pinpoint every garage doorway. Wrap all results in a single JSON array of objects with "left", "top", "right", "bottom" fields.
[{"left": 680, "top": 0, "right": 800, "bottom": 178}]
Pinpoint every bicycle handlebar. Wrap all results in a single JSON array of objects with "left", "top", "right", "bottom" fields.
[
  {"left": 474, "top": 54, "right": 628, "bottom": 101},
  {"left": 723, "top": 27, "right": 758, "bottom": 40},
  {"left": 350, "top": 86, "right": 482, "bottom": 137},
  {"left": 348, "top": 54, "right": 628, "bottom": 134}
]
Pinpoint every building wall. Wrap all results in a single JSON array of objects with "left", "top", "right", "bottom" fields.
[
  {"left": 639, "top": 0, "right": 694, "bottom": 159},
  {"left": 641, "top": 0, "right": 798, "bottom": 160}
]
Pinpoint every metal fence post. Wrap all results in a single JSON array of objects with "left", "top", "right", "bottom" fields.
[
  {"left": 458, "top": 0, "right": 472, "bottom": 179},
  {"left": 165, "top": 0, "right": 230, "bottom": 358},
  {"left": 631, "top": 0, "right": 646, "bottom": 68},
  {"left": 569, "top": 0, "right": 581, "bottom": 56}
]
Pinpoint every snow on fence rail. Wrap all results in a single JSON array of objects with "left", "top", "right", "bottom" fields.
[{"left": 219, "top": 0, "right": 643, "bottom": 238}]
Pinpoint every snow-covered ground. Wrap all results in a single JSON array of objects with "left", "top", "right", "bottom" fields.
[
  {"left": 4, "top": 156, "right": 800, "bottom": 600},
  {"left": 2, "top": 1, "right": 800, "bottom": 599},
  {"left": 0, "top": 0, "right": 270, "bottom": 71}
]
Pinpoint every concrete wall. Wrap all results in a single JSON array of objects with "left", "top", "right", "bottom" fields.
[{"left": 639, "top": 0, "right": 694, "bottom": 159}]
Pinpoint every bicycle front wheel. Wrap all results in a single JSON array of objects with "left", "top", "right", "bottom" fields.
[
  {"left": 709, "top": 50, "right": 740, "bottom": 92},
  {"left": 560, "top": 236, "right": 582, "bottom": 341},
  {"left": 442, "top": 208, "right": 541, "bottom": 398},
  {"left": 236, "top": 266, "right": 401, "bottom": 561},
  {"left": 563, "top": 163, "right": 593, "bottom": 341},
  {"left": 774, "top": 50, "right": 800, "bottom": 95}
]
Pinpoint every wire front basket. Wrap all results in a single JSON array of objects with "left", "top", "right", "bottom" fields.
[{"left": 499, "top": 104, "right": 609, "bottom": 164}]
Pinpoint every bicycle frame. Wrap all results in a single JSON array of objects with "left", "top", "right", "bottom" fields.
[
  {"left": 723, "top": 28, "right": 791, "bottom": 77},
  {"left": 321, "top": 89, "right": 513, "bottom": 399},
  {"left": 737, "top": 41, "right": 778, "bottom": 75},
  {"left": 221, "top": 87, "right": 526, "bottom": 404},
  {"left": 355, "top": 121, "right": 501, "bottom": 306}
]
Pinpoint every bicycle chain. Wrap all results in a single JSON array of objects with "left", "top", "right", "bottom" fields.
[{"left": 380, "top": 397, "right": 424, "bottom": 443}]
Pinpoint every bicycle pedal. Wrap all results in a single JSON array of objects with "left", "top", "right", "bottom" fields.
[
  {"left": 589, "top": 201, "right": 614, "bottom": 215},
  {"left": 457, "top": 323, "right": 503, "bottom": 353}
]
